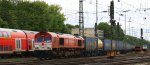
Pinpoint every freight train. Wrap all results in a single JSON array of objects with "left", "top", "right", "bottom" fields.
[
  {"left": 0, "top": 28, "right": 135, "bottom": 59},
  {"left": 34, "top": 31, "right": 135, "bottom": 59}
]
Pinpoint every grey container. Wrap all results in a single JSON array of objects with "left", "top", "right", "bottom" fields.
[
  {"left": 103, "top": 39, "right": 116, "bottom": 51},
  {"left": 116, "top": 41, "right": 124, "bottom": 51},
  {"left": 84, "top": 37, "right": 97, "bottom": 51}
]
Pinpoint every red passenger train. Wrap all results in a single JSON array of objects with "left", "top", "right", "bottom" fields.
[
  {"left": 34, "top": 32, "right": 84, "bottom": 59},
  {"left": 0, "top": 28, "right": 37, "bottom": 58}
]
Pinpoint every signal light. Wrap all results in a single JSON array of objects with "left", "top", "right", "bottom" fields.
[
  {"left": 110, "top": 19, "right": 116, "bottom": 26},
  {"left": 110, "top": 0, "right": 114, "bottom": 19}
]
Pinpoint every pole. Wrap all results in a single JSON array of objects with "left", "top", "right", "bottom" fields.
[
  {"left": 79, "top": 0, "right": 84, "bottom": 37},
  {"left": 123, "top": 10, "right": 130, "bottom": 35},
  {"left": 108, "top": 0, "right": 115, "bottom": 58},
  {"left": 129, "top": 22, "right": 130, "bottom": 35},
  {"left": 96, "top": 0, "right": 98, "bottom": 24},
  {"left": 141, "top": 28, "right": 143, "bottom": 39},
  {"left": 95, "top": 0, "right": 98, "bottom": 54},
  {"left": 95, "top": 0, "right": 98, "bottom": 37},
  {"left": 125, "top": 12, "right": 126, "bottom": 35}
]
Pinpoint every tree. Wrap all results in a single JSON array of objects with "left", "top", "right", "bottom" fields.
[
  {"left": 63, "top": 24, "right": 75, "bottom": 34},
  {"left": 74, "top": 25, "right": 79, "bottom": 28},
  {"left": 0, "top": 18, "right": 9, "bottom": 28},
  {"left": 0, "top": 0, "right": 66, "bottom": 31},
  {"left": 97, "top": 22, "right": 125, "bottom": 40},
  {"left": 47, "top": 5, "right": 65, "bottom": 32},
  {"left": 97, "top": 22, "right": 111, "bottom": 39}
]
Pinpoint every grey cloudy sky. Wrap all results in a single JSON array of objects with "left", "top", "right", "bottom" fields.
[{"left": 38, "top": 0, "right": 150, "bottom": 40}]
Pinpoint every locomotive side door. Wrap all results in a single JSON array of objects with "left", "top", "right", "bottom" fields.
[{"left": 15, "top": 38, "right": 21, "bottom": 51}]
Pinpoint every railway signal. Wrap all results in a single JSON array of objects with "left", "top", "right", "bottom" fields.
[
  {"left": 141, "top": 28, "right": 143, "bottom": 39},
  {"left": 110, "top": 0, "right": 114, "bottom": 20},
  {"left": 110, "top": 19, "right": 116, "bottom": 26},
  {"left": 107, "top": 0, "right": 116, "bottom": 58}
]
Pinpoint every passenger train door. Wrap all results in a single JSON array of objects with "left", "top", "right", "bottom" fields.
[
  {"left": 15, "top": 38, "right": 21, "bottom": 51},
  {"left": 28, "top": 39, "right": 34, "bottom": 51}
]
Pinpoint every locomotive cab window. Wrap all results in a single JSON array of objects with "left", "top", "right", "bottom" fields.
[
  {"left": 44, "top": 36, "right": 51, "bottom": 43},
  {"left": 78, "top": 40, "right": 82, "bottom": 46},
  {"left": 36, "top": 36, "right": 42, "bottom": 42},
  {"left": 4, "top": 45, "right": 8, "bottom": 51},
  {"left": 59, "top": 38, "right": 64, "bottom": 45}
]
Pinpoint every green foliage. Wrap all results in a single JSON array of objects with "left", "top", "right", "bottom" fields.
[
  {"left": 0, "top": 18, "right": 9, "bottom": 28},
  {"left": 97, "top": 22, "right": 111, "bottom": 39},
  {"left": 97, "top": 22, "right": 150, "bottom": 45},
  {"left": 0, "top": 0, "right": 66, "bottom": 32},
  {"left": 74, "top": 25, "right": 79, "bottom": 28}
]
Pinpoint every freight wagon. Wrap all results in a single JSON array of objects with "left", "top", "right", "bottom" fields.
[
  {"left": 84, "top": 37, "right": 103, "bottom": 56},
  {"left": 103, "top": 39, "right": 134, "bottom": 54}
]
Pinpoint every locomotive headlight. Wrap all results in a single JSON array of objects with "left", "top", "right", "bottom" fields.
[
  {"left": 35, "top": 47, "right": 39, "bottom": 50},
  {"left": 35, "top": 45, "right": 40, "bottom": 48},
  {"left": 47, "top": 47, "right": 50, "bottom": 49},
  {"left": 34, "top": 45, "right": 40, "bottom": 50},
  {"left": 47, "top": 45, "right": 51, "bottom": 50}
]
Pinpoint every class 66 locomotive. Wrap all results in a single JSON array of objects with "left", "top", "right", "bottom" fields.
[{"left": 34, "top": 32, "right": 85, "bottom": 59}]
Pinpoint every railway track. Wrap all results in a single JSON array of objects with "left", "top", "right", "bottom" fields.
[{"left": 0, "top": 51, "right": 150, "bottom": 65}]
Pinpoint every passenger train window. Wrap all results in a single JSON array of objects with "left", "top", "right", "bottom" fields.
[
  {"left": 4, "top": 45, "right": 8, "bottom": 51},
  {"left": 59, "top": 38, "right": 64, "bottom": 45},
  {"left": 36, "top": 36, "right": 42, "bottom": 42},
  {"left": 0, "top": 32, "right": 2, "bottom": 37},
  {"left": 44, "top": 37, "right": 50, "bottom": 43},
  {"left": 3, "top": 32, "right": 8, "bottom": 37},
  {"left": 7, "top": 32, "right": 11, "bottom": 37},
  {"left": 0, "top": 45, "right": 2, "bottom": 51},
  {"left": 9, "top": 45, "right": 12, "bottom": 51},
  {"left": 32, "top": 40, "right": 34, "bottom": 48},
  {"left": 32, "top": 40, "right": 34, "bottom": 44},
  {"left": 16, "top": 40, "right": 21, "bottom": 48}
]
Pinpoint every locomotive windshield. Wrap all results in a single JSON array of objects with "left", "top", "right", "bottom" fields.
[
  {"left": 44, "top": 36, "right": 51, "bottom": 43},
  {"left": 36, "top": 36, "right": 42, "bottom": 42},
  {"left": 35, "top": 35, "right": 51, "bottom": 43}
]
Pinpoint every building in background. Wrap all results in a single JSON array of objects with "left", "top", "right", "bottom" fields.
[{"left": 71, "top": 28, "right": 104, "bottom": 39}]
